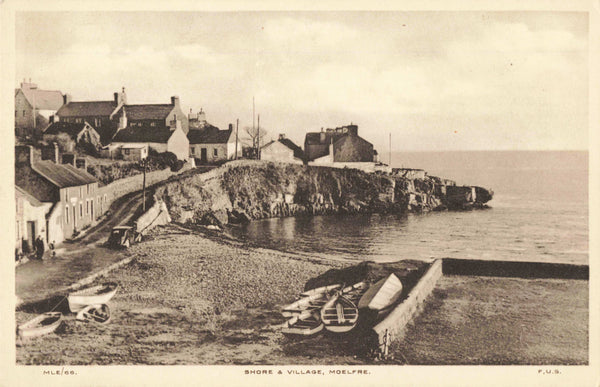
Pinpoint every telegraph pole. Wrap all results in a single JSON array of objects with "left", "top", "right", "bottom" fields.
[
  {"left": 142, "top": 158, "right": 147, "bottom": 211},
  {"left": 235, "top": 118, "right": 239, "bottom": 160},
  {"left": 389, "top": 132, "right": 392, "bottom": 166},
  {"left": 257, "top": 114, "right": 260, "bottom": 160}
]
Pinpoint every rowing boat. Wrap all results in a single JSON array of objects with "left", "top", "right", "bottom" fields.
[
  {"left": 282, "top": 292, "right": 331, "bottom": 317},
  {"left": 320, "top": 293, "right": 359, "bottom": 333},
  {"left": 299, "top": 283, "right": 342, "bottom": 297},
  {"left": 76, "top": 304, "right": 111, "bottom": 324},
  {"left": 281, "top": 310, "right": 324, "bottom": 336},
  {"left": 17, "top": 312, "right": 62, "bottom": 339},
  {"left": 358, "top": 273, "right": 403, "bottom": 313},
  {"left": 340, "top": 281, "right": 368, "bottom": 303},
  {"left": 68, "top": 282, "right": 119, "bottom": 312}
]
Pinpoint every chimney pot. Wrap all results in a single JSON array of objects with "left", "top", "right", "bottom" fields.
[
  {"left": 171, "top": 96, "right": 180, "bottom": 107},
  {"left": 63, "top": 94, "right": 72, "bottom": 105},
  {"left": 279, "top": 133, "right": 285, "bottom": 140}
]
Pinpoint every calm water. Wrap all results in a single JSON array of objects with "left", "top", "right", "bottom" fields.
[{"left": 229, "top": 151, "right": 588, "bottom": 265}]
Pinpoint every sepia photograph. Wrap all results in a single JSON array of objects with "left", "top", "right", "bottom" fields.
[{"left": 2, "top": 1, "right": 598, "bottom": 386}]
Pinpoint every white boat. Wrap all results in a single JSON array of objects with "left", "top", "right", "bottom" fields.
[
  {"left": 76, "top": 304, "right": 111, "bottom": 324},
  {"left": 281, "top": 310, "right": 324, "bottom": 336},
  {"left": 68, "top": 282, "right": 119, "bottom": 312},
  {"left": 358, "top": 273, "right": 403, "bottom": 313},
  {"left": 17, "top": 312, "right": 62, "bottom": 339},
  {"left": 282, "top": 292, "right": 331, "bottom": 317},
  {"left": 299, "top": 283, "right": 342, "bottom": 297},
  {"left": 320, "top": 293, "right": 359, "bottom": 333}
]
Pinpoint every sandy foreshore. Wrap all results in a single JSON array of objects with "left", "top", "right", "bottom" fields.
[
  {"left": 16, "top": 224, "right": 588, "bottom": 365},
  {"left": 16, "top": 224, "right": 368, "bottom": 365}
]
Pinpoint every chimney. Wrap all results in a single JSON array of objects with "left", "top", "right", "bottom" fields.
[
  {"left": 120, "top": 87, "right": 127, "bottom": 105},
  {"left": 171, "top": 96, "right": 180, "bottom": 107},
  {"left": 15, "top": 145, "right": 34, "bottom": 167},
  {"left": 118, "top": 107, "right": 127, "bottom": 129},
  {"left": 329, "top": 137, "right": 334, "bottom": 161},
  {"left": 49, "top": 115, "right": 55, "bottom": 124},
  {"left": 279, "top": 133, "right": 285, "bottom": 140},
  {"left": 114, "top": 92, "right": 119, "bottom": 104},
  {"left": 75, "top": 157, "right": 87, "bottom": 170},
  {"left": 63, "top": 94, "right": 72, "bottom": 105},
  {"left": 61, "top": 153, "right": 76, "bottom": 167},
  {"left": 41, "top": 142, "right": 59, "bottom": 163},
  {"left": 228, "top": 123, "right": 233, "bottom": 131},
  {"left": 320, "top": 128, "right": 326, "bottom": 143}
]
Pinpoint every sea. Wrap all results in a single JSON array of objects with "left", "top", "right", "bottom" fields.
[{"left": 228, "top": 151, "right": 589, "bottom": 265}]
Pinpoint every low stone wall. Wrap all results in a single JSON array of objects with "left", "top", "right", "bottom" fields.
[
  {"left": 372, "top": 259, "right": 443, "bottom": 356},
  {"left": 98, "top": 162, "right": 193, "bottom": 211}
]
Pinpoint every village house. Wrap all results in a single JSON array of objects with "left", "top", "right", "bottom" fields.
[
  {"left": 187, "top": 123, "right": 238, "bottom": 163},
  {"left": 14, "top": 80, "right": 64, "bottom": 138},
  {"left": 15, "top": 145, "right": 106, "bottom": 248},
  {"left": 15, "top": 186, "right": 52, "bottom": 256},
  {"left": 42, "top": 121, "right": 102, "bottom": 153},
  {"left": 55, "top": 89, "right": 126, "bottom": 145},
  {"left": 109, "top": 107, "right": 189, "bottom": 160},
  {"left": 112, "top": 95, "right": 189, "bottom": 134},
  {"left": 304, "top": 124, "right": 378, "bottom": 171},
  {"left": 260, "top": 134, "right": 304, "bottom": 164}
]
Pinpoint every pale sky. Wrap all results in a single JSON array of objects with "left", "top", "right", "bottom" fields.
[{"left": 16, "top": 11, "right": 588, "bottom": 152}]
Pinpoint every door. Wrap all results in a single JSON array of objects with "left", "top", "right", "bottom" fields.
[
  {"left": 200, "top": 148, "right": 207, "bottom": 163},
  {"left": 27, "top": 221, "right": 36, "bottom": 248}
]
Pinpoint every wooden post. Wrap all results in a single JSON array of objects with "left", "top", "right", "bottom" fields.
[
  {"left": 235, "top": 119, "right": 239, "bottom": 160},
  {"left": 142, "top": 159, "right": 147, "bottom": 211}
]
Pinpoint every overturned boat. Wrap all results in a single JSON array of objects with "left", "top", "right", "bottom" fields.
[
  {"left": 17, "top": 312, "right": 62, "bottom": 339},
  {"left": 300, "top": 283, "right": 342, "bottom": 297},
  {"left": 76, "top": 304, "right": 111, "bottom": 324},
  {"left": 282, "top": 291, "right": 332, "bottom": 317},
  {"left": 358, "top": 273, "right": 403, "bottom": 316},
  {"left": 68, "top": 282, "right": 119, "bottom": 313}
]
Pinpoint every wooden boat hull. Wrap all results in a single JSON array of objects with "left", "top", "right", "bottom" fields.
[
  {"left": 320, "top": 294, "right": 359, "bottom": 333},
  {"left": 300, "top": 284, "right": 341, "bottom": 297},
  {"left": 282, "top": 292, "right": 330, "bottom": 317},
  {"left": 358, "top": 273, "right": 403, "bottom": 312},
  {"left": 68, "top": 282, "right": 119, "bottom": 312},
  {"left": 17, "top": 312, "right": 62, "bottom": 339},
  {"left": 281, "top": 311, "right": 323, "bottom": 336},
  {"left": 76, "top": 304, "right": 111, "bottom": 324}
]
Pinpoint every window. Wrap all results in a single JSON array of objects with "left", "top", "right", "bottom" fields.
[
  {"left": 213, "top": 148, "right": 218, "bottom": 157},
  {"left": 86, "top": 200, "right": 89, "bottom": 215},
  {"left": 65, "top": 206, "right": 69, "bottom": 224},
  {"left": 150, "top": 122, "right": 156, "bottom": 127},
  {"left": 65, "top": 189, "right": 69, "bottom": 202},
  {"left": 95, "top": 118, "right": 101, "bottom": 127},
  {"left": 23, "top": 111, "right": 26, "bottom": 117},
  {"left": 80, "top": 203, "right": 83, "bottom": 218},
  {"left": 87, "top": 184, "right": 90, "bottom": 195},
  {"left": 124, "top": 149, "right": 130, "bottom": 155},
  {"left": 80, "top": 187, "right": 83, "bottom": 197},
  {"left": 191, "top": 147, "right": 195, "bottom": 155}
]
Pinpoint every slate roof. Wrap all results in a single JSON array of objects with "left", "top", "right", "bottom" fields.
[
  {"left": 115, "top": 104, "right": 174, "bottom": 120},
  {"left": 112, "top": 124, "right": 174, "bottom": 143},
  {"left": 43, "top": 122, "right": 89, "bottom": 137},
  {"left": 263, "top": 138, "right": 304, "bottom": 159},
  {"left": 18, "top": 88, "right": 64, "bottom": 111},
  {"left": 187, "top": 127, "right": 232, "bottom": 144},
  {"left": 304, "top": 131, "right": 346, "bottom": 146},
  {"left": 33, "top": 161, "right": 97, "bottom": 188},
  {"left": 56, "top": 101, "right": 117, "bottom": 117},
  {"left": 15, "top": 186, "right": 44, "bottom": 207}
]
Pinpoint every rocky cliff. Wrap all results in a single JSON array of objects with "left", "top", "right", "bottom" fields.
[{"left": 153, "top": 160, "right": 493, "bottom": 226}]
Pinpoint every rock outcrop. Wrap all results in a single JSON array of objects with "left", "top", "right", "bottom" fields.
[{"left": 153, "top": 160, "right": 493, "bottom": 226}]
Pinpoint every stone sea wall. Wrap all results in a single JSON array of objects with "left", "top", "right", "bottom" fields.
[{"left": 153, "top": 160, "right": 493, "bottom": 226}]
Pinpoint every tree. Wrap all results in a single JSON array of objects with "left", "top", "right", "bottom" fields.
[{"left": 241, "top": 126, "right": 268, "bottom": 159}]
